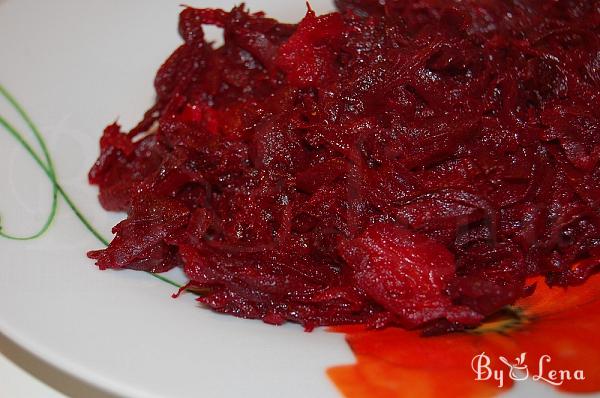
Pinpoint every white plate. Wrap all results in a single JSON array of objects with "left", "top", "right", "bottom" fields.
[{"left": 0, "top": 1, "right": 586, "bottom": 398}]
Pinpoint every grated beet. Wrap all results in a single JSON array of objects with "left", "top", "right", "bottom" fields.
[{"left": 88, "top": 0, "right": 600, "bottom": 331}]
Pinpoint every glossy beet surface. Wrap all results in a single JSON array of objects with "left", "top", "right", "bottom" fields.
[{"left": 88, "top": 0, "right": 600, "bottom": 331}]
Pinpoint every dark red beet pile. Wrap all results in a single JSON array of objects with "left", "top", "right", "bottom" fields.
[{"left": 88, "top": 0, "right": 600, "bottom": 332}]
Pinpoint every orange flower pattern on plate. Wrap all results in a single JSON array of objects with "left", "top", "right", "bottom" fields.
[{"left": 328, "top": 273, "right": 600, "bottom": 398}]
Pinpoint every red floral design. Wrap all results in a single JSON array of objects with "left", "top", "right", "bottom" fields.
[{"left": 328, "top": 273, "right": 600, "bottom": 397}]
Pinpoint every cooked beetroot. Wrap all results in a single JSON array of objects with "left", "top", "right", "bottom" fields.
[
  {"left": 88, "top": 0, "right": 600, "bottom": 331},
  {"left": 339, "top": 224, "right": 483, "bottom": 328}
]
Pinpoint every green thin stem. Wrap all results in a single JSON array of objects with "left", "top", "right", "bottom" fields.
[
  {"left": 0, "top": 83, "right": 182, "bottom": 288},
  {"left": 0, "top": 87, "right": 58, "bottom": 240}
]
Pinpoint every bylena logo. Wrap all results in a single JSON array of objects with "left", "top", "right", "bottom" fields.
[
  {"left": 471, "top": 352, "right": 586, "bottom": 388},
  {"left": 498, "top": 353, "right": 529, "bottom": 381}
]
